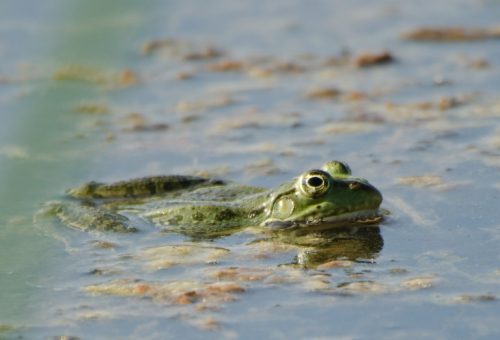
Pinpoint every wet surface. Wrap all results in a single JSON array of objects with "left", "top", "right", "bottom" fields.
[{"left": 1, "top": 0, "right": 500, "bottom": 338}]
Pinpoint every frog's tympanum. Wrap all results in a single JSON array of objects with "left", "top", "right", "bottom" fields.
[{"left": 47, "top": 161, "right": 383, "bottom": 237}]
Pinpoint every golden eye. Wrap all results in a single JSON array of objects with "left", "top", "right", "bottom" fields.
[{"left": 299, "top": 170, "right": 331, "bottom": 198}]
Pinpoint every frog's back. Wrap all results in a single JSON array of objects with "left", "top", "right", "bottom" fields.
[{"left": 68, "top": 175, "right": 226, "bottom": 199}]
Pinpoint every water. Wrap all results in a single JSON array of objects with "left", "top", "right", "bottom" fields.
[{"left": 1, "top": 0, "right": 499, "bottom": 338}]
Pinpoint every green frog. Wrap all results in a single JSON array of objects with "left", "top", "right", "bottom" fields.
[{"left": 46, "top": 161, "right": 383, "bottom": 237}]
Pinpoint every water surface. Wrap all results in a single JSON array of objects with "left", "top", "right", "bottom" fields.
[{"left": 1, "top": 0, "right": 500, "bottom": 338}]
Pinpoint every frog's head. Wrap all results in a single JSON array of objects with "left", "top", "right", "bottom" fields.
[{"left": 263, "top": 161, "right": 383, "bottom": 230}]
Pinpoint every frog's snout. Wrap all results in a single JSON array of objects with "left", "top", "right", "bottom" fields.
[{"left": 346, "top": 180, "right": 383, "bottom": 207}]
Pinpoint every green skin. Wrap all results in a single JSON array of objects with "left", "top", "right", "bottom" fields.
[{"left": 48, "top": 161, "right": 383, "bottom": 236}]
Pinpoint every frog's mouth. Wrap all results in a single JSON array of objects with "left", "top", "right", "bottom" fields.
[
  {"left": 321, "top": 209, "right": 383, "bottom": 224},
  {"left": 263, "top": 208, "right": 384, "bottom": 231}
]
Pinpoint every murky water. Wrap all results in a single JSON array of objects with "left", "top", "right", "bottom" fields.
[{"left": 1, "top": 0, "right": 499, "bottom": 339}]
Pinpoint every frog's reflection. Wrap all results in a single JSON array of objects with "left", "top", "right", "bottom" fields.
[{"left": 280, "top": 226, "right": 384, "bottom": 268}]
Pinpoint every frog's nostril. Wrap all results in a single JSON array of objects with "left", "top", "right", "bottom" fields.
[{"left": 348, "top": 182, "right": 361, "bottom": 190}]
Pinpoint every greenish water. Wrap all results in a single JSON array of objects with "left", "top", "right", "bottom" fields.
[
  {"left": 0, "top": 0, "right": 160, "bottom": 327},
  {"left": 1, "top": 0, "right": 500, "bottom": 339}
]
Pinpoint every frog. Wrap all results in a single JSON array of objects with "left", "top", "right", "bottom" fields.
[{"left": 45, "top": 160, "right": 383, "bottom": 237}]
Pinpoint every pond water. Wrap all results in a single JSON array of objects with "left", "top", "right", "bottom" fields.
[{"left": 1, "top": 0, "right": 499, "bottom": 338}]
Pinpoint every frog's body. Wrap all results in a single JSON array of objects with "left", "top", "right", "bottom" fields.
[{"left": 48, "top": 161, "right": 383, "bottom": 236}]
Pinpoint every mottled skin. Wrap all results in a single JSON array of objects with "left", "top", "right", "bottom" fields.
[{"left": 47, "top": 161, "right": 383, "bottom": 236}]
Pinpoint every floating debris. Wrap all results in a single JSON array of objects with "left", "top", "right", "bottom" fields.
[
  {"left": 209, "top": 267, "right": 273, "bottom": 282},
  {"left": 120, "top": 112, "right": 169, "bottom": 132},
  {"left": 209, "top": 112, "right": 262, "bottom": 134},
  {"left": 90, "top": 240, "right": 118, "bottom": 249},
  {"left": 88, "top": 267, "right": 123, "bottom": 276},
  {"left": 137, "top": 244, "right": 230, "bottom": 270},
  {"left": 397, "top": 175, "right": 443, "bottom": 188},
  {"left": 207, "top": 60, "right": 246, "bottom": 72},
  {"left": 247, "top": 60, "right": 305, "bottom": 78},
  {"left": 175, "top": 96, "right": 235, "bottom": 113},
  {"left": 303, "top": 274, "right": 331, "bottom": 291},
  {"left": 451, "top": 294, "right": 496, "bottom": 304},
  {"left": 466, "top": 58, "right": 490, "bottom": 69},
  {"left": 53, "top": 65, "right": 139, "bottom": 88},
  {"left": 306, "top": 87, "right": 342, "bottom": 100},
  {"left": 401, "top": 276, "right": 436, "bottom": 290},
  {"left": 175, "top": 70, "right": 196, "bottom": 80},
  {"left": 141, "top": 37, "right": 223, "bottom": 61},
  {"left": 188, "top": 316, "right": 222, "bottom": 331},
  {"left": 116, "top": 69, "right": 139, "bottom": 87},
  {"left": 271, "top": 61, "right": 305, "bottom": 73},
  {"left": 387, "top": 95, "right": 471, "bottom": 112},
  {"left": 53, "top": 65, "right": 108, "bottom": 84},
  {"left": 183, "top": 45, "right": 224, "bottom": 61},
  {"left": 141, "top": 38, "right": 183, "bottom": 55},
  {"left": 388, "top": 268, "right": 409, "bottom": 275},
  {"left": 319, "top": 121, "right": 379, "bottom": 134},
  {"left": 74, "top": 102, "right": 110, "bottom": 115},
  {"left": 403, "top": 26, "right": 500, "bottom": 42},
  {"left": 354, "top": 51, "right": 395, "bottom": 68},
  {"left": 316, "top": 260, "right": 353, "bottom": 270},
  {"left": 337, "top": 281, "right": 390, "bottom": 294},
  {"left": 84, "top": 279, "right": 245, "bottom": 306}
]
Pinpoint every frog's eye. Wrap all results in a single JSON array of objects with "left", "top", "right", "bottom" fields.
[
  {"left": 322, "top": 160, "right": 352, "bottom": 176},
  {"left": 298, "top": 170, "right": 331, "bottom": 198}
]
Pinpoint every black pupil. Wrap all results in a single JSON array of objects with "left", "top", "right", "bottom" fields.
[{"left": 307, "top": 176, "right": 324, "bottom": 187}]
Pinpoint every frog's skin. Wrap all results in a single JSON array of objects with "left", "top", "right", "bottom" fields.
[{"left": 47, "top": 161, "right": 383, "bottom": 236}]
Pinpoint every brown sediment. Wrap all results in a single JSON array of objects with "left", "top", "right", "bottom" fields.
[
  {"left": 191, "top": 316, "right": 221, "bottom": 331},
  {"left": 175, "top": 96, "right": 235, "bottom": 113},
  {"left": 272, "top": 61, "right": 305, "bottom": 73},
  {"left": 84, "top": 279, "right": 245, "bottom": 306},
  {"left": 452, "top": 294, "right": 496, "bottom": 303},
  {"left": 209, "top": 267, "right": 273, "bottom": 282},
  {"left": 337, "top": 281, "right": 390, "bottom": 294},
  {"left": 53, "top": 65, "right": 139, "bottom": 88},
  {"left": 316, "top": 260, "right": 353, "bottom": 270},
  {"left": 173, "top": 290, "right": 200, "bottom": 305},
  {"left": 117, "top": 69, "right": 139, "bottom": 87},
  {"left": 354, "top": 51, "right": 395, "bottom": 68},
  {"left": 138, "top": 244, "right": 230, "bottom": 270},
  {"left": 183, "top": 45, "right": 224, "bottom": 61},
  {"left": 53, "top": 65, "right": 108, "bottom": 84},
  {"left": 342, "top": 91, "right": 369, "bottom": 102},
  {"left": 385, "top": 94, "right": 474, "bottom": 113},
  {"left": 90, "top": 240, "right": 118, "bottom": 249},
  {"left": 74, "top": 103, "right": 110, "bottom": 115},
  {"left": 176, "top": 71, "right": 196, "bottom": 80},
  {"left": 206, "top": 60, "right": 246, "bottom": 72},
  {"left": 400, "top": 276, "right": 436, "bottom": 290},
  {"left": 141, "top": 38, "right": 183, "bottom": 55},
  {"left": 403, "top": 26, "right": 500, "bottom": 42},
  {"left": 306, "top": 87, "right": 342, "bottom": 100},
  {"left": 120, "top": 112, "right": 169, "bottom": 132},
  {"left": 466, "top": 58, "right": 490, "bottom": 69}
]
